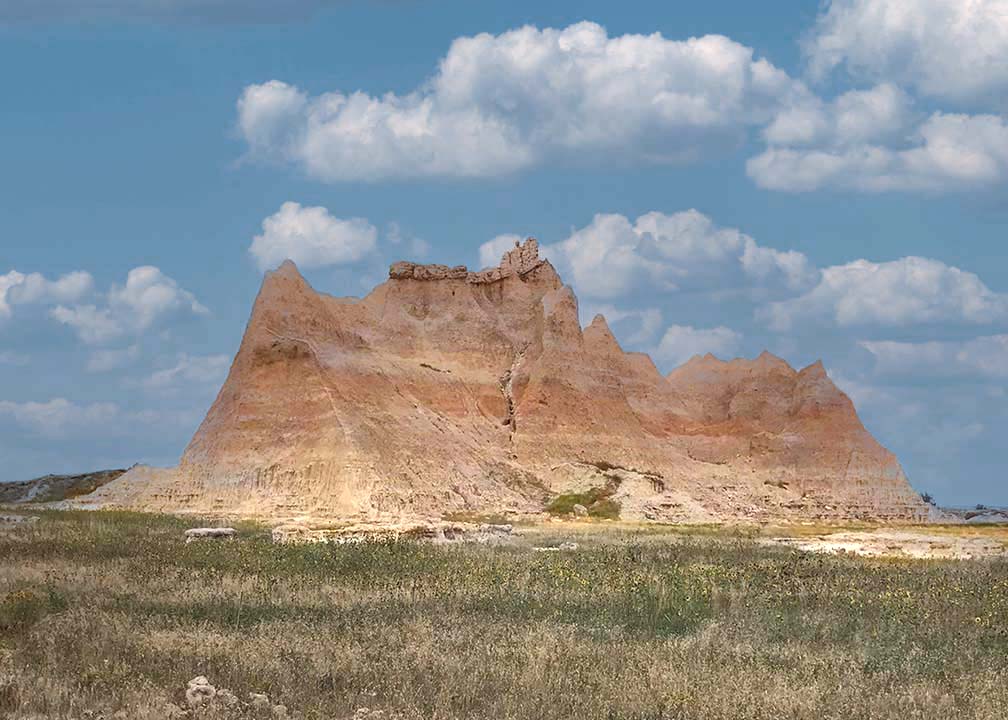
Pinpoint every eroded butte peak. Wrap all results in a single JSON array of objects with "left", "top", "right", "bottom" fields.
[
  {"left": 389, "top": 237, "right": 550, "bottom": 284},
  {"left": 79, "top": 236, "right": 929, "bottom": 525}
]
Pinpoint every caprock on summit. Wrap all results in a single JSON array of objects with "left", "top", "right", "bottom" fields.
[{"left": 79, "top": 239, "right": 929, "bottom": 524}]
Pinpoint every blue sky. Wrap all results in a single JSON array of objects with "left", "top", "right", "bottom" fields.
[{"left": 1, "top": 0, "right": 1006, "bottom": 505}]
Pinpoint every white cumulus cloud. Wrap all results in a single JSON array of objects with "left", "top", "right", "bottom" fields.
[
  {"left": 860, "top": 335, "right": 1008, "bottom": 379},
  {"left": 50, "top": 266, "right": 207, "bottom": 345},
  {"left": 653, "top": 324, "right": 742, "bottom": 369},
  {"left": 805, "top": 0, "right": 1008, "bottom": 104},
  {"left": 749, "top": 111, "right": 1008, "bottom": 192},
  {"left": 760, "top": 257, "right": 1008, "bottom": 331},
  {"left": 50, "top": 305, "right": 122, "bottom": 345},
  {"left": 761, "top": 83, "right": 912, "bottom": 149},
  {"left": 0, "top": 269, "right": 93, "bottom": 319},
  {"left": 249, "top": 201, "right": 377, "bottom": 271},
  {"left": 540, "top": 209, "right": 817, "bottom": 300},
  {"left": 237, "top": 22, "right": 803, "bottom": 181},
  {"left": 108, "top": 266, "right": 207, "bottom": 329}
]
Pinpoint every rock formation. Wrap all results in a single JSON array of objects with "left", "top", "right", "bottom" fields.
[
  {"left": 1, "top": 468, "right": 126, "bottom": 504},
  {"left": 79, "top": 239, "right": 928, "bottom": 523}
]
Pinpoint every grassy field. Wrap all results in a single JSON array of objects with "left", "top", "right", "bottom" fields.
[{"left": 1, "top": 511, "right": 1007, "bottom": 719}]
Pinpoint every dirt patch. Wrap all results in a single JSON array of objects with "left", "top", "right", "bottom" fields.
[
  {"left": 271, "top": 521, "right": 514, "bottom": 545},
  {"left": 763, "top": 528, "right": 1008, "bottom": 559}
]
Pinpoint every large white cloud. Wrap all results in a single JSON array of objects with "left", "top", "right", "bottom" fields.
[
  {"left": 108, "top": 266, "right": 207, "bottom": 329},
  {"left": 860, "top": 335, "right": 1008, "bottom": 379},
  {"left": 653, "top": 324, "right": 742, "bottom": 368},
  {"left": 49, "top": 305, "right": 122, "bottom": 345},
  {"left": 0, "top": 269, "right": 93, "bottom": 319},
  {"left": 749, "top": 110, "right": 1008, "bottom": 192},
  {"left": 540, "top": 209, "right": 817, "bottom": 300},
  {"left": 761, "top": 83, "right": 912, "bottom": 148},
  {"left": 50, "top": 266, "right": 207, "bottom": 344},
  {"left": 237, "top": 22, "right": 802, "bottom": 181},
  {"left": 805, "top": 0, "right": 1008, "bottom": 104},
  {"left": 249, "top": 201, "right": 377, "bottom": 272},
  {"left": 760, "top": 257, "right": 1008, "bottom": 331}
]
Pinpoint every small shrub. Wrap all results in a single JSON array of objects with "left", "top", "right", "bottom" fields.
[
  {"left": 0, "top": 587, "right": 66, "bottom": 632},
  {"left": 547, "top": 484, "right": 621, "bottom": 519}
]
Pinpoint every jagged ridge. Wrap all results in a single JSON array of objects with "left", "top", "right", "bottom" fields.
[{"left": 80, "top": 239, "right": 928, "bottom": 523}]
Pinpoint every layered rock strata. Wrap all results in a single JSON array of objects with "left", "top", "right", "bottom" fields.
[{"left": 81, "top": 239, "right": 928, "bottom": 523}]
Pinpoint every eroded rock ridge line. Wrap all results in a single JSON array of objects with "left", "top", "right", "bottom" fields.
[{"left": 78, "top": 239, "right": 930, "bottom": 524}]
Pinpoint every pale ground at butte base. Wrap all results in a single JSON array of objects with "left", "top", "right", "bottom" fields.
[{"left": 510, "top": 518, "right": 1008, "bottom": 560}]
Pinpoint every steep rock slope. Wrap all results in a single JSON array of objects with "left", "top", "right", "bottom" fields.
[{"left": 82, "top": 240, "right": 927, "bottom": 522}]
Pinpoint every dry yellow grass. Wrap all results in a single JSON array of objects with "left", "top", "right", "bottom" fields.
[{"left": 1, "top": 510, "right": 1007, "bottom": 719}]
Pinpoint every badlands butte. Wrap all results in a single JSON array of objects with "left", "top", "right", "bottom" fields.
[{"left": 81, "top": 239, "right": 929, "bottom": 524}]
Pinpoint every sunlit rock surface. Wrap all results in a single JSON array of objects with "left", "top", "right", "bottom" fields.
[{"left": 79, "top": 239, "right": 927, "bottom": 523}]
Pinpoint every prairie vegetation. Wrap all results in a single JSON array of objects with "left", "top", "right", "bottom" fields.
[
  {"left": 1, "top": 511, "right": 1007, "bottom": 719},
  {"left": 545, "top": 485, "right": 621, "bottom": 519}
]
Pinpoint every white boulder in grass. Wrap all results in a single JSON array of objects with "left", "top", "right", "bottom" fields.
[
  {"left": 185, "top": 676, "right": 216, "bottom": 707},
  {"left": 183, "top": 527, "right": 237, "bottom": 543}
]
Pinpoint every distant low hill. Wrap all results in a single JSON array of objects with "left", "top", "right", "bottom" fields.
[
  {"left": 0, "top": 469, "right": 127, "bottom": 504},
  {"left": 943, "top": 507, "right": 1008, "bottom": 524}
]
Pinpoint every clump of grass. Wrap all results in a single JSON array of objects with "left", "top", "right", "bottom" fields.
[
  {"left": 547, "top": 484, "right": 621, "bottom": 519},
  {"left": 441, "top": 511, "right": 514, "bottom": 525},
  {"left": 0, "top": 587, "right": 67, "bottom": 632}
]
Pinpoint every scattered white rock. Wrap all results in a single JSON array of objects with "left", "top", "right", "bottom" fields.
[
  {"left": 175, "top": 677, "right": 294, "bottom": 718},
  {"left": 272, "top": 520, "right": 514, "bottom": 545},
  {"left": 533, "top": 541, "right": 578, "bottom": 552},
  {"left": 763, "top": 529, "right": 1007, "bottom": 559},
  {"left": 215, "top": 688, "right": 239, "bottom": 707},
  {"left": 352, "top": 709, "right": 386, "bottom": 720},
  {"left": 184, "top": 527, "right": 237, "bottom": 543},
  {"left": 185, "top": 676, "right": 216, "bottom": 708},
  {"left": 0, "top": 514, "right": 39, "bottom": 524},
  {"left": 572, "top": 504, "right": 588, "bottom": 518},
  {"left": 249, "top": 692, "right": 272, "bottom": 710},
  {"left": 271, "top": 524, "right": 326, "bottom": 544}
]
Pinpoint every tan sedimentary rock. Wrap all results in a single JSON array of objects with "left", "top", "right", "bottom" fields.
[{"left": 80, "top": 239, "right": 928, "bottom": 523}]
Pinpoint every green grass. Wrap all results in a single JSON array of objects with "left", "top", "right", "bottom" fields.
[
  {"left": 546, "top": 485, "right": 622, "bottom": 519},
  {"left": 1, "top": 510, "right": 1007, "bottom": 719}
]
